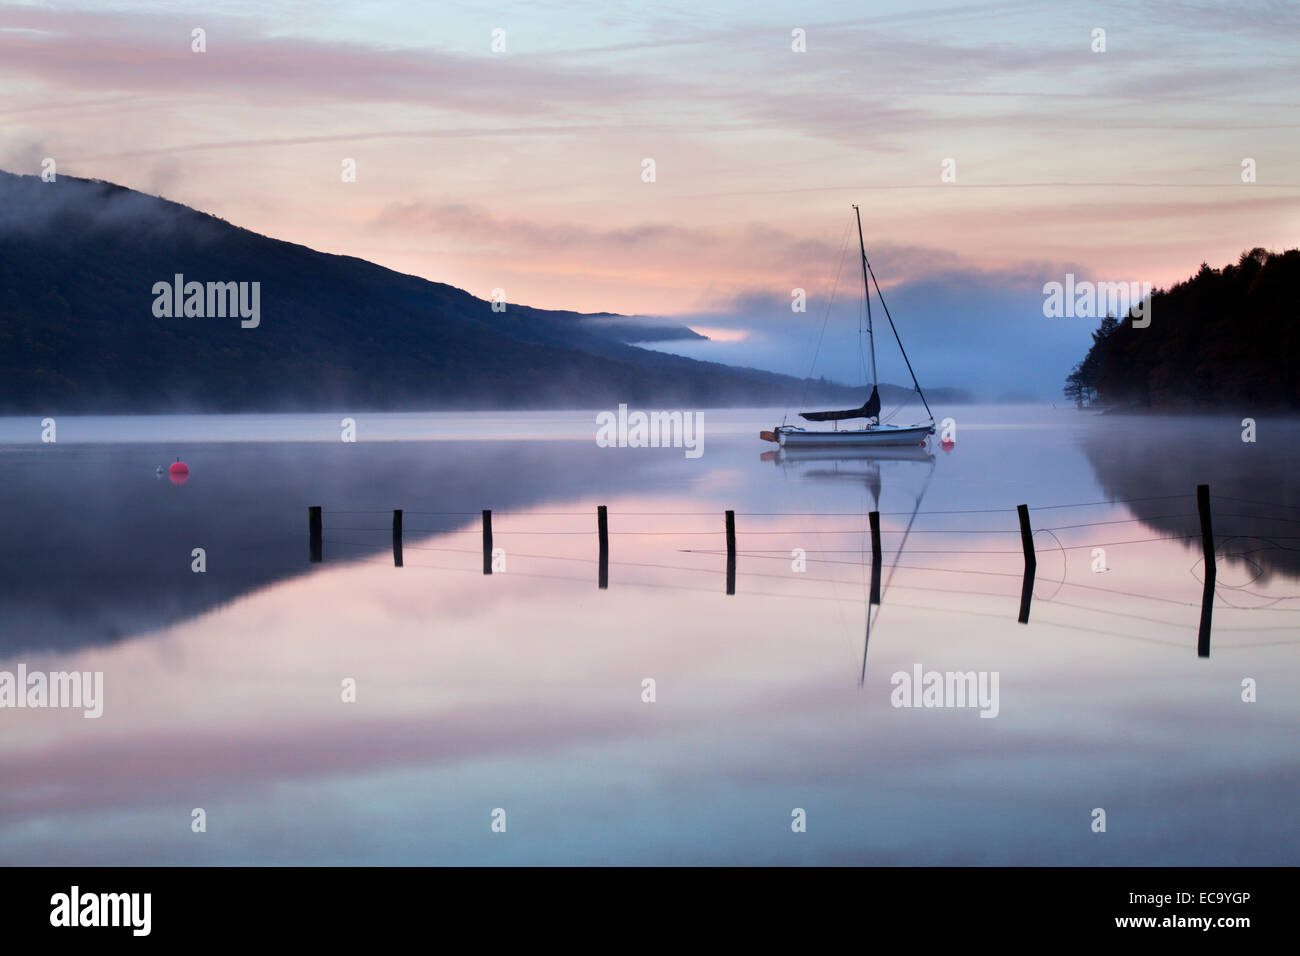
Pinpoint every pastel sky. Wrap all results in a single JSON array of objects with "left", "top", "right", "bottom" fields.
[{"left": 1, "top": 0, "right": 1297, "bottom": 397}]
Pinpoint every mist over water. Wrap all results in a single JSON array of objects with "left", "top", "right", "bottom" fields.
[{"left": 0, "top": 406, "right": 1296, "bottom": 864}]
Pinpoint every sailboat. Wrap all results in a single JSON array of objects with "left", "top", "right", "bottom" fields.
[{"left": 763, "top": 205, "right": 936, "bottom": 448}]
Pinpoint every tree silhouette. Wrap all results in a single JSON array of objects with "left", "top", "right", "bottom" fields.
[
  {"left": 1065, "top": 249, "right": 1299, "bottom": 408},
  {"left": 1063, "top": 315, "right": 1119, "bottom": 407}
]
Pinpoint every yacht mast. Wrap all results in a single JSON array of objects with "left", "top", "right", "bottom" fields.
[
  {"left": 864, "top": 256, "right": 935, "bottom": 424},
  {"left": 852, "top": 204, "right": 876, "bottom": 390}
]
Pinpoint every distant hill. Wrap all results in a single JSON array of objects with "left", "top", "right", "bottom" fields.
[
  {"left": 0, "top": 170, "right": 882, "bottom": 412},
  {"left": 1064, "top": 248, "right": 1300, "bottom": 409}
]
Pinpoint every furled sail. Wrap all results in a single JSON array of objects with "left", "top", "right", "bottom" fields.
[{"left": 800, "top": 385, "right": 881, "bottom": 423}]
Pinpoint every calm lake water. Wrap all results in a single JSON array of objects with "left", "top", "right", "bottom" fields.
[{"left": 0, "top": 406, "right": 1297, "bottom": 864}]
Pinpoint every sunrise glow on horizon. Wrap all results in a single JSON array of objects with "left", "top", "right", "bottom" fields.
[{"left": 2, "top": 0, "right": 1296, "bottom": 393}]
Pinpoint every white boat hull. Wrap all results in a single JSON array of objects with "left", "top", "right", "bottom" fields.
[{"left": 775, "top": 423, "right": 934, "bottom": 447}]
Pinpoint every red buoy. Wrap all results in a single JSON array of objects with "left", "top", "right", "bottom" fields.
[
  {"left": 941, "top": 438, "right": 955, "bottom": 452},
  {"left": 169, "top": 459, "right": 189, "bottom": 485}
]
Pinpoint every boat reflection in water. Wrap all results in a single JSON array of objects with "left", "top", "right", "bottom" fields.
[
  {"left": 762, "top": 442, "right": 937, "bottom": 686},
  {"left": 766, "top": 442, "right": 934, "bottom": 490}
]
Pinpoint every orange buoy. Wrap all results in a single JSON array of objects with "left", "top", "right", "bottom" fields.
[{"left": 168, "top": 458, "right": 189, "bottom": 485}]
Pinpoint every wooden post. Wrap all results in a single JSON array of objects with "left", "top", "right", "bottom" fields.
[
  {"left": 725, "top": 510, "right": 736, "bottom": 595},
  {"left": 597, "top": 505, "right": 609, "bottom": 589},
  {"left": 392, "top": 509, "right": 403, "bottom": 567},
  {"left": 1017, "top": 504, "right": 1036, "bottom": 624},
  {"left": 482, "top": 509, "right": 493, "bottom": 575},
  {"left": 1197, "top": 484, "right": 1214, "bottom": 657},
  {"left": 868, "top": 511, "right": 882, "bottom": 605},
  {"left": 309, "top": 506, "right": 322, "bottom": 563}
]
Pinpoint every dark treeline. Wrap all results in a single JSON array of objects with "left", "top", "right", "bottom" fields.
[{"left": 1065, "top": 248, "right": 1300, "bottom": 409}]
